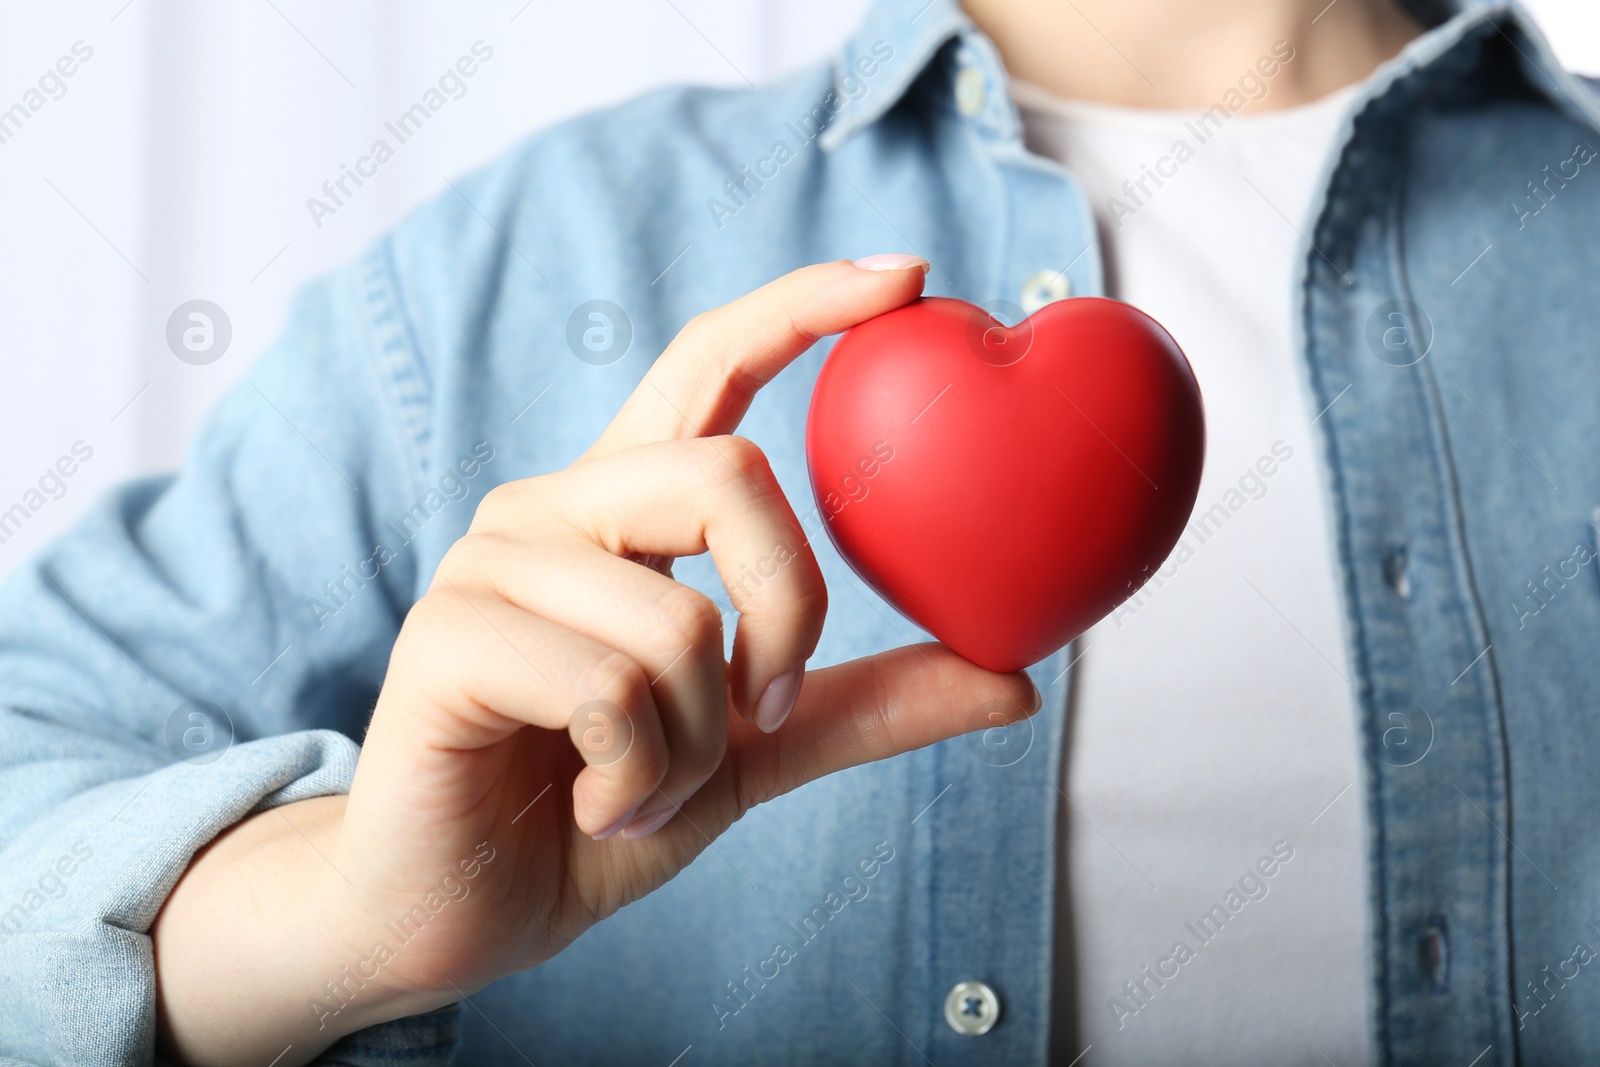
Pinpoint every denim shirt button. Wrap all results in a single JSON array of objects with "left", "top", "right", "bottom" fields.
[
  {"left": 1020, "top": 269, "right": 1072, "bottom": 313},
  {"left": 943, "top": 980, "right": 1001, "bottom": 1035},
  {"left": 1383, "top": 543, "right": 1411, "bottom": 599},
  {"left": 1422, "top": 916, "right": 1451, "bottom": 992},
  {"left": 955, "top": 65, "right": 987, "bottom": 117}
]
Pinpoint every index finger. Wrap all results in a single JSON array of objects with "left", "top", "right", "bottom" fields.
[{"left": 581, "top": 255, "right": 929, "bottom": 462}]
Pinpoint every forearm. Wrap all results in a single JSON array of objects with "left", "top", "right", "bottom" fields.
[{"left": 151, "top": 794, "right": 447, "bottom": 1067}]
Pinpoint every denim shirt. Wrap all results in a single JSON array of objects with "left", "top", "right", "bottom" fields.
[{"left": 3, "top": 0, "right": 1599, "bottom": 1063}]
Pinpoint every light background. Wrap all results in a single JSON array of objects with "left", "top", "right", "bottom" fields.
[{"left": 1, "top": 0, "right": 1595, "bottom": 574}]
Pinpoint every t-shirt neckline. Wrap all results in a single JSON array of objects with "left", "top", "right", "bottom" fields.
[{"left": 1010, "top": 78, "right": 1364, "bottom": 140}]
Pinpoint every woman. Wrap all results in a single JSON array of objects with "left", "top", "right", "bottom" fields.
[{"left": 1, "top": 0, "right": 1594, "bottom": 1064}]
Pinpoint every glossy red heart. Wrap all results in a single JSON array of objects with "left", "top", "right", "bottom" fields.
[{"left": 805, "top": 296, "right": 1205, "bottom": 673}]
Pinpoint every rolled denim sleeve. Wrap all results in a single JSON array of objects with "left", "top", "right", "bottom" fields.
[{"left": 0, "top": 241, "right": 460, "bottom": 1065}]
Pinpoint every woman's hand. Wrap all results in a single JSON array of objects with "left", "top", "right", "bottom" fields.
[{"left": 153, "top": 258, "right": 1041, "bottom": 1066}]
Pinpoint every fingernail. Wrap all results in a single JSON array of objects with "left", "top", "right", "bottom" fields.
[
  {"left": 620, "top": 803, "right": 678, "bottom": 840},
  {"left": 1028, "top": 680, "right": 1043, "bottom": 713},
  {"left": 852, "top": 253, "right": 930, "bottom": 272},
  {"left": 754, "top": 668, "right": 803, "bottom": 733}
]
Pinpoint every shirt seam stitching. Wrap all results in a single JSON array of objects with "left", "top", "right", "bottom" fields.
[{"left": 358, "top": 237, "right": 436, "bottom": 504}]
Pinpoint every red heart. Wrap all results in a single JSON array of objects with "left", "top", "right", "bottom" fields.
[{"left": 805, "top": 296, "right": 1205, "bottom": 673}]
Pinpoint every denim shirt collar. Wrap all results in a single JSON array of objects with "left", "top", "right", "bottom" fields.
[
  {"left": 819, "top": 0, "right": 973, "bottom": 151},
  {"left": 823, "top": 0, "right": 1599, "bottom": 153}
]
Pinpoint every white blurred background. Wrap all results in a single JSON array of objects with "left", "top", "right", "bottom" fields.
[{"left": 0, "top": 0, "right": 1595, "bottom": 574}]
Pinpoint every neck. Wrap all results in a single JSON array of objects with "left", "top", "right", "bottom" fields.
[{"left": 961, "top": 0, "right": 1426, "bottom": 111}]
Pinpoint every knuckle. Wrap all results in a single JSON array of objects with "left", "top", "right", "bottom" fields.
[
  {"left": 653, "top": 586, "right": 723, "bottom": 652},
  {"left": 404, "top": 588, "right": 464, "bottom": 636},
  {"left": 708, "top": 434, "right": 773, "bottom": 490},
  {"left": 476, "top": 478, "right": 537, "bottom": 524},
  {"left": 438, "top": 531, "right": 503, "bottom": 579},
  {"left": 676, "top": 309, "right": 720, "bottom": 350},
  {"left": 395, "top": 593, "right": 470, "bottom": 683},
  {"left": 780, "top": 303, "right": 815, "bottom": 351},
  {"left": 478, "top": 480, "right": 519, "bottom": 514},
  {"left": 748, "top": 585, "right": 826, "bottom": 655},
  {"left": 729, "top": 739, "right": 770, "bottom": 815},
  {"left": 586, "top": 651, "right": 650, "bottom": 710},
  {"left": 846, "top": 659, "right": 897, "bottom": 745},
  {"left": 804, "top": 572, "right": 830, "bottom": 620},
  {"left": 675, "top": 728, "right": 728, "bottom": 783}
]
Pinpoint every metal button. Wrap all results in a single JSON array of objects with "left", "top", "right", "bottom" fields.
[
  {"left": 1019, "top": 269, "right": 1072, "bottom": 313},
  {"left": 943, "top": 980, "right": 1001, "bottom": 1036},
  {"left": 955, "top": 65, "right": 987, "bottom": 117}
]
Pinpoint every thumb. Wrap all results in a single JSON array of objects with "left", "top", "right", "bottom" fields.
[{"left": 731, "top": 643, "right": 1042, "bottom": 806}]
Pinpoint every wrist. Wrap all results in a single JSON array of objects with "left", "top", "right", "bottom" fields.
[
  {"left": 301, "top": 823, "right": 465, "bottom": 1038},
  {"left": 154, "top": 794, "right": 439, "bottom": 1066}
]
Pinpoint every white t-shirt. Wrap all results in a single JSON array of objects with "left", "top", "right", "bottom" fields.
[{"left": 1015, "top": 81, "right": 1372, "bottom": 1065}]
